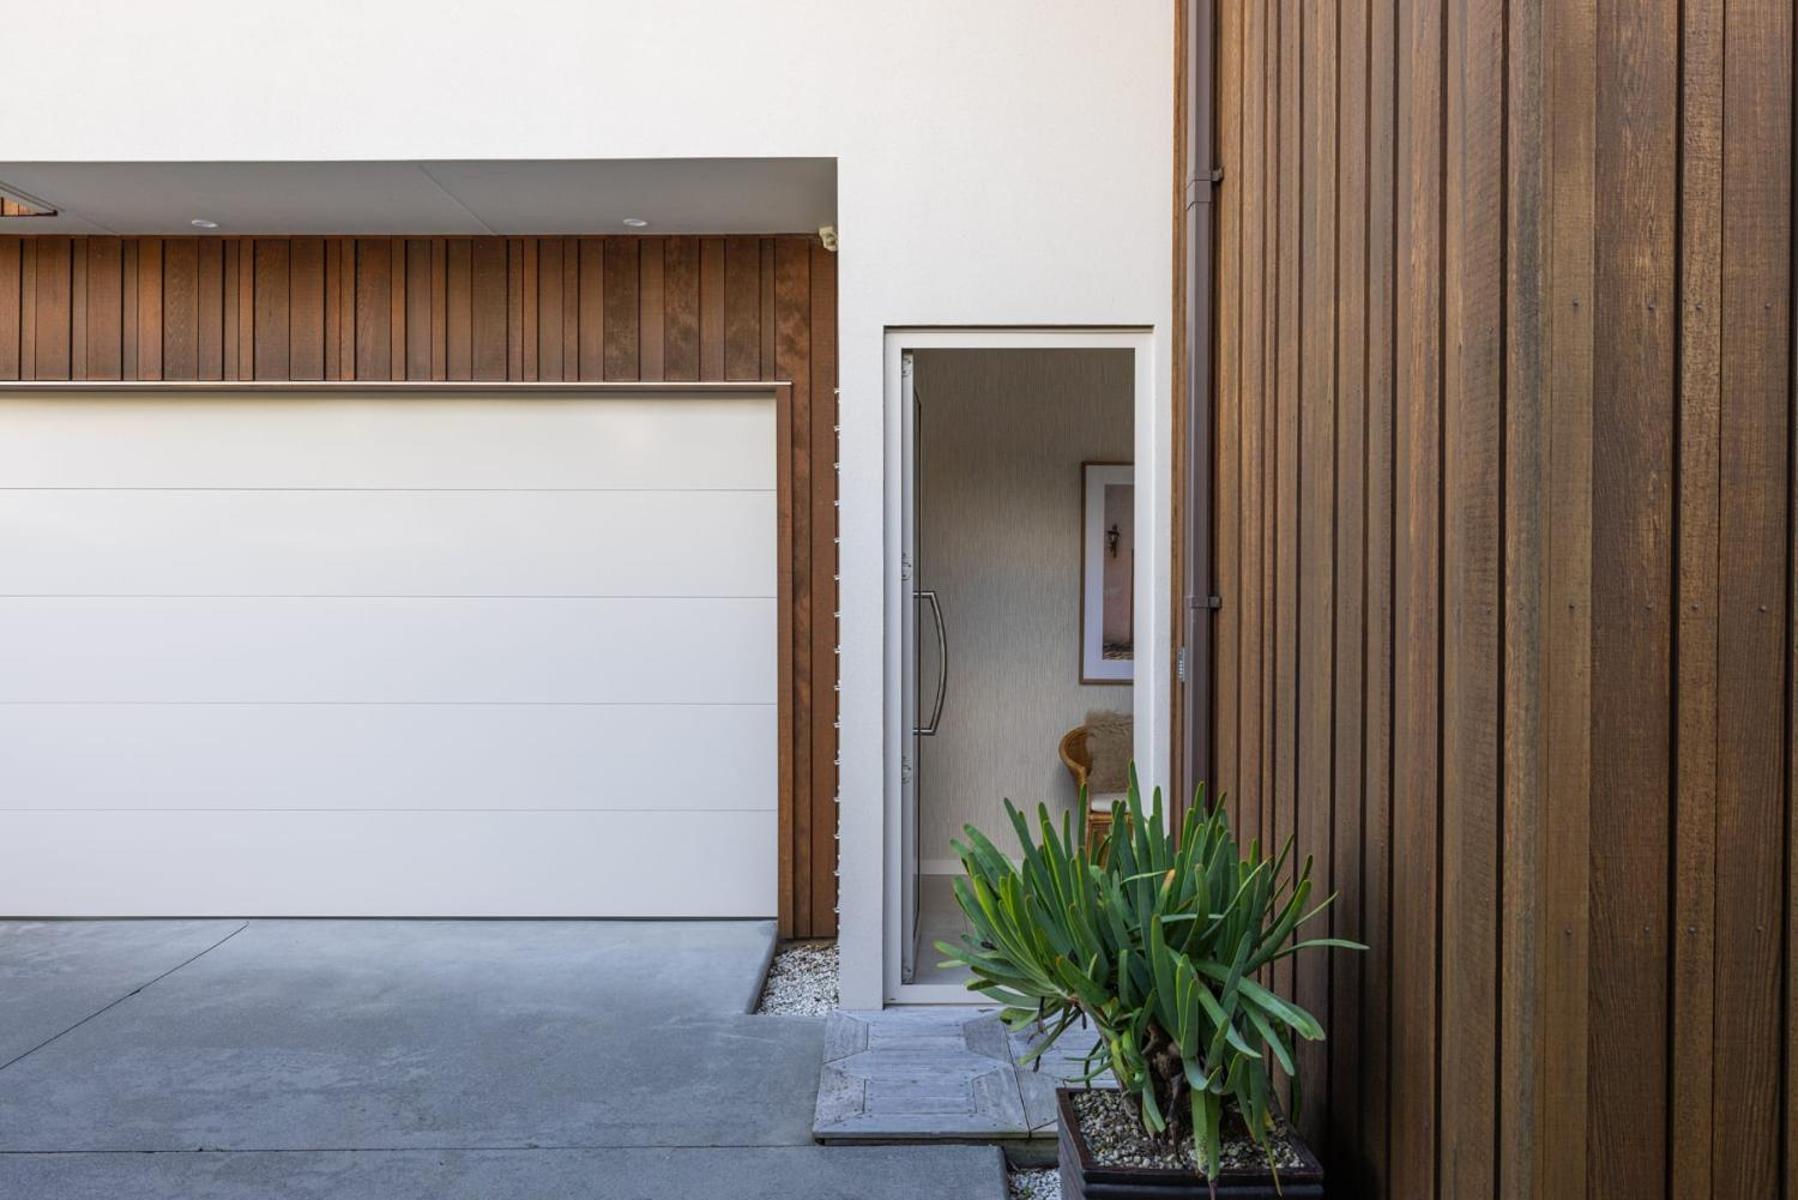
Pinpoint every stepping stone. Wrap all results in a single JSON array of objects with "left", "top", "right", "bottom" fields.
[
  {"left": 1011, "top": 1023, "right": 1108, "bottom": 1132},
  {"left": 813, "top": 1007, "right": 1102, "bottom": 1149}
]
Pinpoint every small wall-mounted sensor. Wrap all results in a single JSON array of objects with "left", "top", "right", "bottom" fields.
[{"left": 819, "top": 225, "right": 838, "bottom": 252}]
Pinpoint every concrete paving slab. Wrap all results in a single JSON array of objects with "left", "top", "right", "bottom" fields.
[
  {"left": 1010, "top": 1025, "right": 1106, "bottom": 1131},
  {"left": 0, "top": 919, "right": 246, "bottom": 1065},
  {"left": 0, "top": 919, "right": 818, "bottom": 1152},
  {"left": 0, "top": 1144, "right": 1009, "bottom": 1200},
  {"left": 814, "top": 1007, "right": 1106, "bottom": 1144},
  {"left": 0, "top": 919, "right": 1002, "bottom": 1197},
  {"left": 814, "top": 1008, "right": 1027, "bottom": 1140}
]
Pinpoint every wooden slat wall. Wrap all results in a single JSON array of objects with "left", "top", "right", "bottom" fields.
[
  {"left": 0, "top": 233, "right": 839, "bottom": 939},
  {"left": 1211, "top": 1, "right": 1795, "bottom": 1197}
]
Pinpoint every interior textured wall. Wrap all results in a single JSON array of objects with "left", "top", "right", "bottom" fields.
[{"left": 914, "top": 348, "right": 1132, "bottom": 866}]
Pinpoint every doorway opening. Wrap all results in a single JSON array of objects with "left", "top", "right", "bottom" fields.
[{"left": 884, "top": 330, "right": 1162, "bottom": 1003}]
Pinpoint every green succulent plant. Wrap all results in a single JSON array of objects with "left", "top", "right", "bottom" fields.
[{"left": 935, "top": 767, "right": 1362, "bottom": 1187}]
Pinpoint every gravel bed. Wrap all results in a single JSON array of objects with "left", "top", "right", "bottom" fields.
[
  {"left": 1007, "top": 1166, "right": 1062, "bottom": 1200},
  {"left": 753, "top": 940, "right": 838, "bottom": 1015},
  {"left": 1069, "top": 1088, "right": 1302, "bottom": 1173}
]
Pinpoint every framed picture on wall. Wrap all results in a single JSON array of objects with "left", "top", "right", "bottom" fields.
[{"left": 1080, "top": 462, "right": 1134, "bottom": 684}]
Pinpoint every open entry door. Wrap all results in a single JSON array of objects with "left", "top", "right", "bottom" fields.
[
  {"left": 899, "top": 352, "right": 921, "bottom": 982},
  {"left": 899, "top": 351, "right": 950, "bottom": 984}
]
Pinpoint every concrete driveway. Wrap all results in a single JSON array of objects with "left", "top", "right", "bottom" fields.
[{"left": 0, "top": 920, "right": 1002, "bottom": 1199}]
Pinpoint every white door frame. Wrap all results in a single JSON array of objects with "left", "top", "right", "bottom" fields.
[{"left": 877, "top": 327, "right": 1165, "bottom": 1005}]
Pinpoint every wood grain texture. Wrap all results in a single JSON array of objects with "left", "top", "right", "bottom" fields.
[
  {"left": 391, "top": 238, "right": 407, "bottom": 382},
  {"left": 321, "top": 239, "right": 340, "bottom": 380},
  {"left": 69, "top": 238, "right": 88, "bottom": 379},
  {"left": 760, "top": 239, "right": 777, "bottom": 380},
  {"left": 1439, "top": 0, "right": 1502, "bottom": 1194},
  {"left": 291, "top": 238, "right": 325, "bottom": 381},
  {"left": 232, "top": 236, "right": 250, "bottom": 382},
  {"left": 1236, "top": 0, "right": 1267, "bottom": 872},
  {"left": 1712, "top": 0, "right": 1791, "bottom": 1194},
  {"left": 20, "top": 238, "right": 38, "bottom": 379},
  {"left": 1392, "top": 0, "right": 1443, "bottom": 1193},
  {"left": 577, "top": 238, "right": 603, "bottom": 381},
  {"left": 536, "top": 238, "right": 564, "bottom": 383},
  {"left": 1210, "top": 0, "right": 1794, "bottom": 1193},
  {"left": 1589, "top": 3, "right": 1676, "bottom": 1194},
  {"left": 1211, "top": 0, "right": 1239, "bottom": 836},
  {"left": 1271, "top": 0, "right": 1299, "bottom": 1020},
  {"left": 470, "top": 237, "right": 507, "bottom": 382},
  {"left": 602, "top": 238, "right": 638, "bottom": 381},
  {"left": 220, "top": 241, "right": 239, "bottom": 379},
  {"left": 0, "top": 232, "right": 838, "bottom": 939},
  {"left": 33, "top": 237, "right": 70, "bottom": 379},
  {"left": 700, "top": 237, "right": 726, "bottom": 381},
  {"left": 665, "top": 236, "right": 701, "bottom": 382},
  {"left": 140, "top": 239, "right": 166, "bottom": 382},
  {"left": 1326, "top": 0, "right": 1367, "bottom": 1186},
  {"left": 402, "top": 239, "right": 429, "bottom": 382},
  {"left": 197, "top": 239, "right": 223, "bottom": 381},
  {"left": 0, "top": 238, "right": 20, "bottom": 379},
  {"left": 1540, "top": 2, "right": 1597, "bottom": 1194},
  {"left": 443, "top": 238, "right": 470, "bottom": 381},
  {"left": 724, "top": 236, "right": 760, "bottom": 381},
  {"left": 254, "top": 240, "right": 290, "bottom": 380},
  {"left": 1500, "top": 0, "right": 1548, "bottom": 1195},
  {"left": 807, "top": 241, "right": 839, "bottom": 928},
  {"left": 85, "top": 237, "right": 123, "bottom": 380},
  {"left": 354, "top": 239, "right": 392, "bottom": 382},
  {"left": 431, "top": 238, "right": 448, "bottom": 381},
  {"left": 1674, "top": 2, "right": 1722, "bottom": 1196},
  {"left": 1292, "top": 0, "right": 1336, "bottom": 1153},
  {"left": 508, "top": 239, "right": 526, "bottom": 382},
  {"left": 638, "top": 237, "right": 663, "bottom": 382}
]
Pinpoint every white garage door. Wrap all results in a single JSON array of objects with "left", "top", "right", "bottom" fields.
[{"left": 0, "top": 388, "right": 778, "bottom": 917}]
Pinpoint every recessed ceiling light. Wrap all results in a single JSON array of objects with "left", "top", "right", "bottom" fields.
[
  {"left": 190, "top": 218, "right": 219, "bottom": 229},
  {"left": 621, "top": 217, "right": 649, "bottom": 228}
]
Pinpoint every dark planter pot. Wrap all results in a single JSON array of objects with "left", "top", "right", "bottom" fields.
[{"left": 1056, "top": 1088, "right": 1327, "bottom": 1200}]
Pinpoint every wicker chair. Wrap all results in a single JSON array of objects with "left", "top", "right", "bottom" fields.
[{"left": 1059, "top": 724, "right": 1128, "bottom": 857}]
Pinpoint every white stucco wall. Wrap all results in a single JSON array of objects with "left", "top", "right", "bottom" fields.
[{"left": 0, "top": 0, "right": 1175, "bottom": 1006}]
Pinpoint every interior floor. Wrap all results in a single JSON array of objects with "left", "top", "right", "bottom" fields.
[{"left": 911, "top": 874, "right": 974, "bottom": 988}]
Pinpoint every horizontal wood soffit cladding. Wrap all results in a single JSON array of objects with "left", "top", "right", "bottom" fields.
[{"left": 0, "top": 233, "right": 841, "bottom": 941}]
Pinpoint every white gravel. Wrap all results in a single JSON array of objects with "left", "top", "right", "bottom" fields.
[
  {"left": 1069, "top": 1088, "right": 1301, "bottom": 1172},
  {"left": 753, "top": 940, "right": 839, "bottom": 1015},
  {"left": 1007, "top": 1167, "right": 1061, "bottom": 1200}
]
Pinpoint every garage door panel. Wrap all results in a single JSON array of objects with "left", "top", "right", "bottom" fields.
[
  {"left": 0, "top": 389, "right": 779, "bottom": 918},
  {"left": 0, "top": 810, "right": 776, "bottom": 917},
  {"left": 0, "top": 597, "right": 775, "bottom": 704},
  {"left": 0, "top": 703, "right": 775, "bottom": 812},
  {"left": 0, "top": 393, "right": 775, "bottom": 490},
  {"left": 0, "top": 490, "right": 776, "bottom": 597}
]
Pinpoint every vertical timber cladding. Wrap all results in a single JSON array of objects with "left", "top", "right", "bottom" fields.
[
  {"left": 1212, "top": 2, "right": 1795, "bottom": 1199},
  {"left": 0, "top": 234, "right": 840, "bottom": 939}
]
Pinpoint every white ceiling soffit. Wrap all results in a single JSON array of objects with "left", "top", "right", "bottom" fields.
[{"left": 0, "top": 159, "right": 837, "bottom": 236}]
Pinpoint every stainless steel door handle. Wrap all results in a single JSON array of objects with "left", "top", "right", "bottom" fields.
[{"left": 914, "top": 589, "right": 947, "bottom": 736}]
